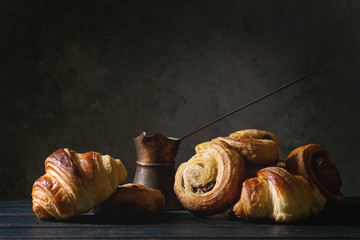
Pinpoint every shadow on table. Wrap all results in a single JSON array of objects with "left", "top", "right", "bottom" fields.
[
  {"left": 53, "top": 211, "right": 171, "bottom": 225},
  {"left": 52, "top": 197, "right": 360, "bottom": 226},
  {"left": 297, "top": 198, "right": 360, "bottom": 226},
  {"left": 204, "top": 197, "right": 360, "bottom": 226}
]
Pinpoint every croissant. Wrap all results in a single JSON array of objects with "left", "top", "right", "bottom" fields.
[
  {"left": 32, "top": 148, "right": 127, "bottom": 220},
  {"left": 233, "top": 167, "right": 326, "bottom": 222},
  {"left": 174, "top": 139, "right": 245, "bottom": 215},
  {"left": 286, "top": 144, "right": 342, "bottom": 206},
  {"left": 94, "top": 183, "right": 165, "bottom": 218}
]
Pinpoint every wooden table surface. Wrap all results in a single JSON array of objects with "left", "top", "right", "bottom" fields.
[{"left": 1, "top": 198, "right": 360, "bottom": 239}]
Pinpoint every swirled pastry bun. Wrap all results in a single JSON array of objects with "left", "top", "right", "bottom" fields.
[
  {"left": 174, "top": 139, "right": 245, "bottom": 215},
  {"left": 221, "top": 129, "right": 281, "bottom": 166},
  {"left": 286, "top": 144, "right": 342, "bottom": 206},
  {"left": 218, "top": 137, "right": 280, "bottom": 166},
  {"left": 229, "top": 129, "right": 279, "bottom": 145}
]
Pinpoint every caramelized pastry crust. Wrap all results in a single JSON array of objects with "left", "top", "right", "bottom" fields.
[
  {"left": 32, "top": 148, "right": 127, "bottom": 220},
  {"left": 221, "top": 129, "right": 281, "bottom": 166},
  {"left": 218, "top": 137, "right": 280, "bottom": 166},
  {"left": 174, "top": 139, "right": 245, "bottom": 215},
  {"left": 94, "top": 184, "right": 165, "bottom": 217},
  {"left": 229, "top": 129, "right": 279, "bottom": 145},
  {"left": 233, "top": 167, "right": 326, "bottom": 222},
  {"left": 286, "top": 144, "right": 343, "bottom": 206}
]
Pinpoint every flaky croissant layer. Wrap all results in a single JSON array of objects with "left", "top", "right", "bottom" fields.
[
  {"left": 233, "top": 167, "right": 326, "bottom": 222},
  {"left": 32, "top": 148, "right": 127, "bottom": 220}
]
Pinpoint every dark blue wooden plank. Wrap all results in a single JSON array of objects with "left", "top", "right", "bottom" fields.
[
  {"left": 0, "top": 224, "right": 359, "bottom": 239},
  {"left": 0, "top": 198, "right": 359, "bottom": 239}
]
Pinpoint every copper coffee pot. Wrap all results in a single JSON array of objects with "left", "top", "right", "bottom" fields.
[
  {"left": 133, "top": 76, "right": 306, "bottom": 210},
  {"left": 133, "top": 132, "right": 181, "bottom": 210}
]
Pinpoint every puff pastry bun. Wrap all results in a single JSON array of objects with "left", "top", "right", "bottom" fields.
[
  {"left": 229, "top": 129, "right": 279, "bottom": 145},
  {"left": 174, "top": 139, "right": 245, "bottom": 215},
  {"left": 220, "top": 129, "right": 281, "bottom": 166},
  {"left": 233, "top": 167, "right": 326, "bottom": 222},
  {"left": 32, "top": 148, "right": 127, "bottom": 220},
  {"left": 94, "top": 183, "right": 165, "bottom": 218},
  {"left": 286, "top": 144, "right": 342, "bottom": 206}
]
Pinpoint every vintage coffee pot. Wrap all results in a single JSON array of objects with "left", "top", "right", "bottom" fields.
[{"left": 133, "top": 132, "right": 181, "bottom": 209}]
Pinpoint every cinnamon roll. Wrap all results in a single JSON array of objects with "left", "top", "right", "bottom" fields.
[
  {"left": 229, "top": 129, "right": 279, "bottom": 145},
  {"left": 218, "top": 137, "right": 280, "bottom": 166},
  {"left": 174, "top": 139, "right": 245, "bottom": 215},
  {"left": 219, "top": 129, "right": 281, "bottom": 166},
  {"left": 286, "top": 144, "right": 343, "bottom": 206}
]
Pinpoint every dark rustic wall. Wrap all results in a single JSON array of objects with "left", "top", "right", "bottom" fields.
[{"left": 1, "top": 0, "right": 359, "bottom": 198}]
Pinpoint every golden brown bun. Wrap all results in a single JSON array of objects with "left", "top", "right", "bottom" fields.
[
  {"left": 94, "top": 184, "right": 165, "bottom": 217},
  {"left": 229, "top": 129, "right": 279, "bottom": 145},
  {"left": 286, "top": 144, "right": 343, "bottom": 206},
  {"left": 233, "top": 167, "right": 326, "bottom": 222},
  {"left": 174, "top": 139, "right": 245, "bottom": 215},
  {"left": 32, "top": 148, "right": 127, "bottom": 220},
  {"left": 218, "top": 137, "right": 280, "bottom": 166},
  {"left": 221, "top": 129, "right": 280, "bottom": 166}
]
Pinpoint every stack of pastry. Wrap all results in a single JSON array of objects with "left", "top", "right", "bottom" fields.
[
  {"left": 174, "top": 129, "right": 342, "bottom": 222},
  {"left": 31, "top": 129, "right": 342, "bottom": 223},
  {"left": 218, "top": 129, "right": 281, "bottom": 178}
]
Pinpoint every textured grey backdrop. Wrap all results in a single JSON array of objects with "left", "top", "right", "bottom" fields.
[{"left": 1, "top": 0, "right": 359, "bottom": 198}]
